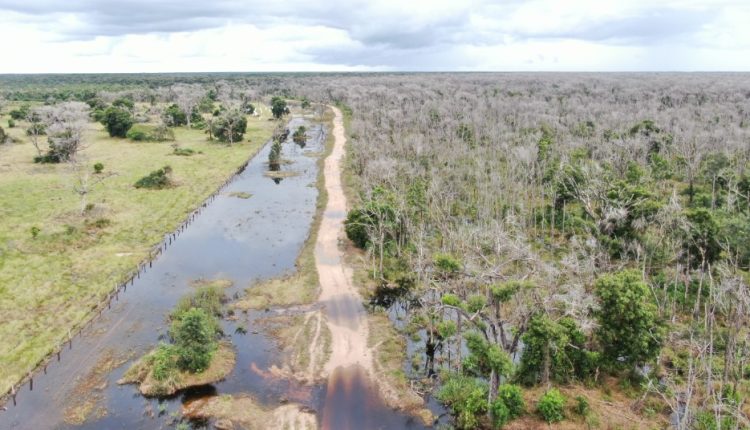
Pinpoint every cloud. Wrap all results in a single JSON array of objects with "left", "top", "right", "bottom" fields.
[{"left": 0, "top": 0, "right": 748, "bottom": 72}]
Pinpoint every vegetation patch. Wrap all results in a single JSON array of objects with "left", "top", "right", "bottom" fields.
[
  {"left": 227, "top": 191, "right": 252, "bottom": 199},
  {"left": 134, "top": 165, "right": 173, "bottom": 189},
  {"left": 182, "top": 393, "right": 317, "bottom": 430},
  {"left": 119, "top": 341, "right": 235, "bottom": 397},
  {"left": 126, "top": 124, "right": 174, "bottom": 142}
]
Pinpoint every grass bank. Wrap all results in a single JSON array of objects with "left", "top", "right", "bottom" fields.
[{"left": 0, "top": 107, "right": 277, "bottom": 394}]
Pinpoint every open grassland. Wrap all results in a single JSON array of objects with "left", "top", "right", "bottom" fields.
[{"left": 0, "top": 106, "right": 277, "bottom": 392}]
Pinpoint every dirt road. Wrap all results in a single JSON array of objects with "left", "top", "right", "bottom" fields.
[{"left": 314, "top": 106, "right": 374, "bottom": 377}]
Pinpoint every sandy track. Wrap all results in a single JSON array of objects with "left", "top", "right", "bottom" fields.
[{"left": 314, "top": 106, "right": 374, "bottom": 376}]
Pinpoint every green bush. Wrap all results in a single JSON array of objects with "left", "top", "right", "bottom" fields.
[
  {"left": 344, "top": 208, "right": 370, "bottom": 248},
  {"left": 172, "top": 308, "right": 217, "bottom": 373},
  {"left": 271, "top": 96, "right": 289, "bottom": 119},
  {"left": 134, "top": 166, "right": 172, "bottom": 189},
  {"left": 574, "top": 395, "right": 589, "bottom": 417},
  {"left": 8, "top": 119, "right": 15, "bottom": 128},
  {"left": 33, "top": 153, "right": 62, "bottom": 164},
  {"left": 102, "top": 106, "right": 134, "bottom": 138},
  {"left": 436, "top": 373, "right": 489, "bottom": 430},
  {"left": 30, "top": 226, "right": 40, "bottom": 238},
  {"left": 149, "top": 343, "right": 178, "bottom": 381},
  {"left": 93, "top": 162, "right": 104, "bottom": 173},
  {"left": 126, "top": 124, "right": 174, "bottom": 142},
  {"left": 0, "top": 126, "right": 6, "bottom": 144},
  {"left": 172, "top": 286, "right": 224, "bottom": 320},
  {"left": 164, "top": 104, "right": 187, "bottom": 126},
  {"left": 173, "top": 147, "right": 195, "bottom": 156},
  {"left": 537, "top": 388, "right": 566, "bottom": 423},
  {"left": 498, "top": 384, "right": 525, "bottom": 418},
  {"left": 9, "top": 105, "right": 29, "bottom": 120},
  {"left": 292, "top": 125, "right": 307, "bottom": 145},
  {"left": 490, "top": 399, "right": 510, "bottom": 429}
]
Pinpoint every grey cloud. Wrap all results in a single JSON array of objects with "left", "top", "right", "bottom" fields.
[
  {"left": 513, "top": 8, "right": 714, "bottom": 44},
  {"left": 0, "top": 0, "right": 739, "bottom": 69}
]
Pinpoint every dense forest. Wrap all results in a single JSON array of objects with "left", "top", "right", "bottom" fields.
[{"left": 2, "top": 73, "right": 749, "bottom": 429}]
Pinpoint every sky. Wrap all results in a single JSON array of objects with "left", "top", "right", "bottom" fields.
[{"left": 0, "top": 0, "right": 749, "bottom": 73}]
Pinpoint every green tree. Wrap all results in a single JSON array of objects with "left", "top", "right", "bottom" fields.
[
  {"left": 518, "top": 314, "right": 597, "bottom": 385},
  {"left": 595, "top": 270, "right": 663, "bottom": 369},
  {"left": 101, "top": 106, "right": 133, "bottom": 138},
  {"left": 211, "top": 110, "right": 247, "bottom": 144},
  {"left": 171, "top": 308, "right": 217, "bottom": 373},
  {"left": 271, "top": 97, "right": 288, "bottom": 119},
  {"left": 463, "top": 331, "right": 513, "bottom": 404},
  {"left": 164, "top": 103, "right": 187, "bottom": 127}
]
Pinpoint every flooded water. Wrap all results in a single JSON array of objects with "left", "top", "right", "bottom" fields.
[{"left": 0, "top": 117, "right": 437, "bottom": 430}]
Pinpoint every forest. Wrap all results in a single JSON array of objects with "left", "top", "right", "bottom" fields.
[
  {"left": 1, "top": 73, "right": 749, "bottom": 429},
  {"left": 298, "top": 73, "right": 750, "bottom": 429}
]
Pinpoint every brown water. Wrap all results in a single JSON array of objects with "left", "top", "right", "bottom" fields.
[{"left": 0, "top": 117, "right": 437, "bottom": 430}]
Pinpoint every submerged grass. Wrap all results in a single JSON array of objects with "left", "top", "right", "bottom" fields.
[{"left": 0, "top": 107, "right": 276, "bottom": 393}]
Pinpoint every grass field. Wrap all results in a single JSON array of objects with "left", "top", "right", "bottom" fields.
[{"left": 0, "top": 105, "right": 278, "bottom": 393}]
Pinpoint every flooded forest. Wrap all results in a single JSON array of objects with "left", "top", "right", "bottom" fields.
[{"left": 1, "top": 73, "right": 750, "bottom": 430}]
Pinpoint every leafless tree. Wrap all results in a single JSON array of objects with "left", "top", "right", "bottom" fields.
[{"left": 171, "top": 83, "right": 204, "bottom": 128}]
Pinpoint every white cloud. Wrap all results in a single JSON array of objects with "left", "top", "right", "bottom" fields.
[{"left": 0, "top": 0, "right": 748, "bottom": 72}]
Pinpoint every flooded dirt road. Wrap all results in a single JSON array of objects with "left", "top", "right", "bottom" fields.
[{"left": 313, "top": 107, "right": 430, "bottom": 429}]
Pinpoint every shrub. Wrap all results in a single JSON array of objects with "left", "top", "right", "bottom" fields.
[
  {"left": 134, "top": 166, "right": 172, "bottom": 189},
  {"left": 344, "top": 208, "right": 370, "bottom": 248},
  {"left": 93, "top": 162, "right": 104, "bottom": 173},
  {"left": 436, "top": 373, "right": 489, "bottom": 430},
  {"left": 173, "top": 147, "right": 195, "bottom": 156},
  {"left": 271, "top": 97, "right": 289, "bottom": 119},
  {"left": 172, "top": 286, "right": 224, "bottom": 320},
  {"left": 102, "top": 106, "right": 134, "bottom": 137},
  {"left": 292, "top": 125, "right": 307, "bottom": 145},
  {"left": 164, "top": 104, "right": 187, "bottom": 127},
  {"left": 126, "top": 124, "right": 174, "bottom": 142},
  {"left": 574, "top": 395, "right": 589, "bottom": 417},
  {"left": 490, "top": 399, "right": 510, "bottom": 429},
  {"left": 172, "top": 308, "right": 217, "bottom": 373},
  {"left": 149, "top": 343, "right": 177, "bottom": 381},
  {"left": 268, "top": 139, "right": 282, "bottom": 168},
  {"left": 125, "top": 125, "right": 148, "bottom": 141},
  {"left": 30, "top": 226, "right": 40, "bottom": 238},
  {"left": 0, "top": 126, "right": 5, "bottom": 144},
  {"left": 34, "top": 153, "right": 62, "bottom": 164},
  {"left": 9, "top": 105, "right": 29, "bottom": 120},
  {"left": 8, "top": 119, "right": 15, "bottom": 128},
  {"left": 87, "top": 218, "right": 111, "bottom": 229},
  {"left": 498, "top": 384, "right": 525, "bottom": 418},
  {"left": 434, "top": 253, "right": 461, "bottom": 276},
  {"left": 537, "top": 388, "right": 566, "bottom": 423}
]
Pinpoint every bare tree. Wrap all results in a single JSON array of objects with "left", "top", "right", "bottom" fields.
[
  {"left": 172, "top": 84, "right": 204, "bottom": 128},
  {"left": 39, "top": 102, "right": 90, "bottom": 162},
  {"left": 25, "top": 108, "right": 45, "bottom": 156}
]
